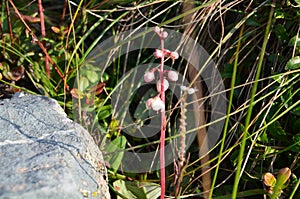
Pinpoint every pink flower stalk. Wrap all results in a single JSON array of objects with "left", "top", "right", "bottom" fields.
[
  {"left": 156, "top": 27, "right": 167, "bottom": 199},
  {"left": 145, "top": 27, "right": 180, "bottom": 198}
]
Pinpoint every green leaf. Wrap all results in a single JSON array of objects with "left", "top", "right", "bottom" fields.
[
  {"left": 97, "top": 105, "right": 112, "bottom": 120},
  {"left": 230, "top": 150, "right": 240, "bottom": 167},
  {"left": 104, "top": 135, "right": 127, "bottom": 173},
  {"left": 275, "top": 24, "right": 288, "bottom": 41},
  {"left": 221, "top": 63, "right": 233, "bottom": 78},
  {"left": 268, "top": 121, "right": 287, "bottom": 141},
  {"left": 285, "top": 56, "right": 300, "bottom": 70},
  {"left": 113, "top": 180, "right": 161, "bottom": 199},
  {"left": 257, "top": 131, "right": 269, "bottom": 143},
  {"left": 79, "top": 76, "right": 90, "bottom": 91},
  {"left": 288, "top": 35, "right": 300, "bottom": 46},
  {"left": 288, "top": 116, "right": 300, "bottom": 133},
  {"left": 274, "top": 9, "right": 285, "bottom": 19},
  {"left": 291, "top": 106, "right": 300, "bottom": 116},
  {"left": 141, "top": 182, "right": 161, "bottom": 199},
  {"left": 291, "top": 134, "right": 300, "bottom": 152},
  {"left": 262, "top": 146, "right": 276, "bottom": 159},
  {"left": 113, "top": 180, "right": 137, "bottom": 199},
  {"left": 246, "top": 17, "right": 260, "bottom": 26},
  {"left": 85, "top": 70, "right": 100, "bottom": 83},
  {"left": 276, "top": 168, "right": 291, "bottom": 186},
  {"left": 280, "top": 88, "right": 293, "bottom": 108}
]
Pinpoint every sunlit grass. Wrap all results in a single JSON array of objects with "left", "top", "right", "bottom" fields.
[{"left": 1, "top": 1, "right": 300, "bottom": 198}]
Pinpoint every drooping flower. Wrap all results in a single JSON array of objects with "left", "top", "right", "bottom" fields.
[
  {"left": 167, "top": 70, "right": 178, "bottom": 82},
  {"left": 146, "top": 98, "right": 154, "bottom": 109},
  {"left": 154, "top": 26, "right": 167, "bottom": 39},
  {"left": 144, "top": 71, "right": 155, "bottom": 82},
  {"left": 154, "top": 26, "right": 160, "bottom": 34},
  {"left": 156, "top": 78, "right": 169, "bottom": 92},
  {"left": 151, "top": 96, "right": 165, "bottom": 112},
  {"left": 153, "top": 49, "right": 164, "bottom": 59},
  {"left": 161, "top": 31, "right": 168, "bottom": 39}
]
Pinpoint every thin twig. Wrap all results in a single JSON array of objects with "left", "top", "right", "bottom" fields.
[
  {"left": 38, "top": 0, "right": 50, "bottom": 77},
  {"left": 61, "top": 0, "right": 67, "bottom": 21},
  {"left": 5, "top": 0, "right": 14, "bottom": 45}
]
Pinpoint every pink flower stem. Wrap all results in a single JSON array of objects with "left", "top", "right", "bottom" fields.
[{"left": 159, "top": 36, "right": 166, "bottom": 199}]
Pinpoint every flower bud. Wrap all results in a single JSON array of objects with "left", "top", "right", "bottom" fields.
[
  {"left": 151, "top": 96, "right": 165, "bottom": 111},
  {"left": 277, "top": 167, "right": 291, "bottom": 185},
  {"left": 167, "top": 71, "right": 178, "bottom": 82},
  {"left": 263, "top": 172, "right": 276, "bottom": 187},
  {"left": 154, "top": 26, "right": 160, "bottom": 34},
  {"left": 180, "top": 85, "right": 187, "bottom": 91},
  {"left": 156, "top": 79, "right": 169, "bottom": 92},
  {"left": 144, "top": 71, "right": 155, "bottom": 82},
  {"left": 188, "top": 88, "right": 197, "bottom": 95},
  {"left": 153, "top": 49, "right": 164, "bottom": 58}
]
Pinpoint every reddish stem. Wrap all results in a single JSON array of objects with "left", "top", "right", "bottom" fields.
[
  {"left": 5, "top": 0, "right": 14, "bottom": 45},
  {"left": 38, "top": 0, "right": 50, "bottom": 77},
  {"left": 159, "top": 35, "right": 166, "bottom": 199},
  {"left": 9, "top": 0, "right": 68, "bottom": 90},
  {"left": 61, "top": 0, "right": 67, "bottom": 21}
]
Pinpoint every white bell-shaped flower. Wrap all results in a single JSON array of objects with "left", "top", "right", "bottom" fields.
[
  {"left": 153, "top": 49, "right": 164, "bottom": 59},
  {"left": 151, "top": 96, "right": 165, "bottom": 112},
  {"left": 167, "top": 71, "right": 178, "bottom": 82},
  {"left": 144, "top": 71, "right": 155, "bottom": 82},
  {"left": 156, "top": 78, "right": 169, "bottom": 92},
  {"left": 146, "top": 98, "right": 154, "bottom": 109}
]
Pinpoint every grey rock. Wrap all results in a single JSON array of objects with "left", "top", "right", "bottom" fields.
[{"left": 0, "top": 94, "right": 110, "bottom": 199}]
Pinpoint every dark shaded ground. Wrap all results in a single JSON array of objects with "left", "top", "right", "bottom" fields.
[{"left": 0, "top": 83, "right": 13, "bottom": 99}]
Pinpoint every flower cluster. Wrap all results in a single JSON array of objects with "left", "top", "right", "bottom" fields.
[
  {"left": 144, "top": 27, "right": 180, "bottom": 112},
  {"left": 144, "top": 69, "right": 179, "bottom": 112}
]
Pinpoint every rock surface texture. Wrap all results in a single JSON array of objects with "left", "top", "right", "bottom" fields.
[{"left": 0, "top": 94, "right": 110, "bottom": 199}]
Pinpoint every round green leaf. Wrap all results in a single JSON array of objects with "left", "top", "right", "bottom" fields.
[
  {"left": 285, "top": 56, "right": 300, "bottom": 70},
  {"left": 288, "top": 35, "right": 300, "bottom": 46}
]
